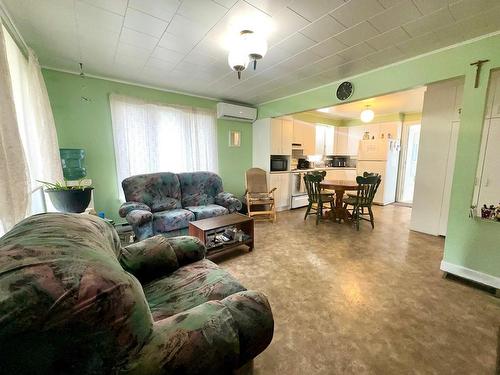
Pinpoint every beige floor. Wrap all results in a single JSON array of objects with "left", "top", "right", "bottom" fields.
[{"left": 213, "top": 205, "right": 500, "bottom": 375}]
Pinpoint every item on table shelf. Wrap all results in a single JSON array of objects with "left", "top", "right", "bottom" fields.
[
  {"left": 381, "top": 133, "right": 385, "bottom": 139},
  {"left": 363, "top": 131, "right": 370, "bottom": 140},
  {"left": 480, "top": 204, "right": 499, "bottom": 220},
  {"left": 387, "top": 133, "right": 392, "bottom": 139}
]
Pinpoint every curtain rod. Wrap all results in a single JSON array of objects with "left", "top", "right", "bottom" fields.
[{"left": 0, "top": 0, "right": 29, "bottom": 59}]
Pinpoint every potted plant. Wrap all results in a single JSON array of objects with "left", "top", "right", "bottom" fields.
[{"left": 38, "top": 180, "right": 94, "bottom": 213}]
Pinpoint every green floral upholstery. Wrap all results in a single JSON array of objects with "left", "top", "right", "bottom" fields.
[
  {"left": 120, "top": 172, "right": 242, "bottom": 240},
  {"left": 185, "top": 204, "right": 228, "bottom": 220},
  {"left": 0, "top": 213, "right": 273, "bottom": 374}
]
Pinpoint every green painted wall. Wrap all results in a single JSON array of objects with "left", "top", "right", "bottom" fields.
[
  {"left": 258, "top": 34, "right": 500, "bottom": 280},
  {"left": 42, "top": 69, "right": 252, "bottom": 223}
]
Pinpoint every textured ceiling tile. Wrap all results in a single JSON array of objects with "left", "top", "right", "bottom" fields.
[
  {"left": 402, "top": 8, "right": 455, "bottom": 38},
  {"left": 177, "top": 0, "right": 228, "bottom": 27},
  {"left": 270, "top": 6, "right": 311, "bottom": 43},
  {"left": 166, "top": 14, "right": 210, "bottom": 39},
  {"left": 128, "top": 0, "right": 179, "bottom": 21},
  {"left": 331, "top": 0, "right": 385, "bottom": 28},
  {"left": 300, "top": 15, "right": 345, "bottom": 42},
  {"left": 369, "top": 0, "right": 422, "bottom": 33},
  {"left": 448, "top": 0, "right": 499, "bottom": 21},
  {"left": 124, "top": 8, "right": 169, "bottom": 37},
  {"left": 151, "top": 46, "right": 185, "bottom": 64},
  {"left": 275, "top": 33, "right": 316, "bottom": 54},
  {"left": 412, "top": 0, "right": 449, "bottom": 15},
  {"left": 75, "top": 1, "right": 124, "bottom": 33},
  {"left": 396, "top": 31, "right": 441, "bottom": 56},
  {"left": 81, "top": 0, "right": 128, "bottom": 16},
  {"left": 158, "top": 32, "right": 198, "bottom": 54},
  {"left": 335, "top": 21, "right": 380, "bottom": 47},
  {"left": 366, "top": 45, "right": 405, "bottom": 66},
  {"left": 310, "top": 37, "right": 348, "bottom": 57},
  {"left": 120, "top": 28, "right": 159, "bottom": 51},
  {"left": 337, "top": 42, "right": 376, "bottom": 60},
  {"left": 287, "top": 0, "right": 345, "bottom": 22},
  {"left": 212, "top": 0, "right": 239, "bottom": 9},
  {"left": 365, "top": 27, "right": 410, "bottom": 51}
]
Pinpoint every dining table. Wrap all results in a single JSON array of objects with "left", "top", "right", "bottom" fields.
[{"left": 320, "top": 179, "right": 359, "bottom": 222}]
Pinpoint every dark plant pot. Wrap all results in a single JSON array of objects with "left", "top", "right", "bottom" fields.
[{"left": 46, "top": 188, "right": 94, "bottom": 213}]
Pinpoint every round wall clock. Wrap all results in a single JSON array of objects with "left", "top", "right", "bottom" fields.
[{"left": 336, "top": 81, "right": 353, "bottom": 101}]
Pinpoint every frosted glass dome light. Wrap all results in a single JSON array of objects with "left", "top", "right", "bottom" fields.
[
  {"left": 360, "top": 107, "right": 375, "bottom": 123},
  {"left": 228, "top": 46, "right": 249, "bottom": 79},
  {"left": 240, "top": 30, "right": 268, "bottom": 70}
]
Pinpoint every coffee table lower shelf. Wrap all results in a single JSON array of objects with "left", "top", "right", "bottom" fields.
[{"left": 188, "top": 213, "right": 254, "bottom": 258}]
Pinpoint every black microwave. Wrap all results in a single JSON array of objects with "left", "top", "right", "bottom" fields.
[{"left": 270, "top": 156, "right": 288, "bottom": 172}]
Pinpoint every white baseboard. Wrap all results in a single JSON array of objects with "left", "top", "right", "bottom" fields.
[{"left": 440, "top": 261, "right": 500, "bottom": 289}]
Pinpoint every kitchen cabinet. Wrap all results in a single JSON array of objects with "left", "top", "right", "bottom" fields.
[
  {"left": 269, "top": 172, "right": 291, "bottom": 211},
  {"left": 334, "top": 127, "right": 349, "bottom": 155},
  {"left": 293, "top": 120, "right": 316, "bottom": 155},
  {"left": 347, "top": 126, "right": 364, "bottom": 156},
  {"left": 315, "top": 124, "right": 335, "bottom": 155},
  {"left": 270, "top": 118, "right": 293, "bottom": 155}
]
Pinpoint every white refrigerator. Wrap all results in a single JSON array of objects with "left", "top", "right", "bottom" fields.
[{"left": 356, "top": 139, "right": 400, "bottom": 205}]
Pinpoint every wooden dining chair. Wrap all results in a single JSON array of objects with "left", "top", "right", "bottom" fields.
[
  {"left": 245, "top": 168, "right": 277, "bottom": 222},
  {"left": 303, "top": 171, "right": 335, "bottom": 225},
  {"left": 343, "top": 174, "right": 382, "bottom": 230}
]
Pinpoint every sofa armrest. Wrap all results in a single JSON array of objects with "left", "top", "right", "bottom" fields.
[
  {"left": 215, "top": 192, "right": 242, "bottom": 213},
  {"left": 119, "top": 201, "right": 151, "bottom": 218},
  {"left": 123, "top": 291, "right": 273, "bottom": 374},
  {"left": 120, "top": 235, "right": 205, "bottom": 282}
]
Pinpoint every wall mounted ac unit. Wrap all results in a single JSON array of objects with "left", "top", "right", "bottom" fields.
[{"left": 217, "top": 102, "right": 257, "bottom": 122}]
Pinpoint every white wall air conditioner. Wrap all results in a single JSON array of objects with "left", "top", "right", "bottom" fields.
[{"left": 216, "top": 102, "right": 257, "bottom": 122}]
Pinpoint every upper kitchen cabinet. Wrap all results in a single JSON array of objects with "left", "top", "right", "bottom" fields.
[
  {"left": 315, "top": 125, "right": 335, "bottom": 155},
  {"left": 347, "top": 126, "right": 364, "bottom": 156},
  {"left": 293, "top": 120, "right": 316, "bottom": 155},
  {"left": 334, "top": 127, "right": 349, "bottom": 155},
  {"left": 270, "top": 118, "right": 293, "bottom": 155}
]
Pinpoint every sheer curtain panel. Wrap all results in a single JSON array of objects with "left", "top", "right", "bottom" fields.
[
  {"left": 110, "top": 94, "right": 218, "bottom": 199},
  {"left": 0, "top": 25, "right": 62, "bottom": 235},
  {"left": 0, "top": 25, "right": 29, "bottom": 235}
]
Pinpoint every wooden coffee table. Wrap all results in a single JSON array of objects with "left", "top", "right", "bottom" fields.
[{"left": 188, "top": 213, "right": 254, "bottom": 256}]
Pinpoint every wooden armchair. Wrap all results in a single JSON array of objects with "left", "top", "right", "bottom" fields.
[{"left": 245, "top": 168, "right": 277, "bottom": 222}]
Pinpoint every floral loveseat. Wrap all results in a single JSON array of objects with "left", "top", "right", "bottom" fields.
[
  {"left": 120, "top": 172, "right": 242, "bottom": 240},
  {"left": 0, "top": 213, "right": 274, "bottom": 374}
]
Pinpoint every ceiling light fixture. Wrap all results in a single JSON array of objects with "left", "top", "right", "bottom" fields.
[
  {"left": 240, "top": 30, "right": 268, "bottom": 70},
  {"left": 228, "top": 45, "right": 250, "bottom": 80},
  {"left": 228, "top": 29, "right": 268, "bottom": 79},
  {"left": 360, "top": 106, "right": 375, "bottom": 123}
]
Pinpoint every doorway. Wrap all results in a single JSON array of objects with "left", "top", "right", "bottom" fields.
[{"left": 397, "top": 122, "right": 421, "bottom": 205}]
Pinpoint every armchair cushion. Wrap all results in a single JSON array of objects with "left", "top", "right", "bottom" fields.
[
  {"left": 215, "top": 191, "right": 242, "bottom": 213},
  {"left": 119, "top": 201, "right": 151, "bottom": 217},
  {"left": 120, "top": 235, "right": 205, "bottom": 282},
  {"left": 185, "top": 204, "right": 228, "bottom": 220},
  {"left": 122, "top": 172, "right": 182, "bottom": 211},
  {"left": 151, "top": 197, "right": 181, "bottom": 212},
  {"left": 143, "top": 259, "right": 246, "bottom": 321},
  {"left": 178, "top": 172, "right": 223, "bottom": 207},
  {"left": 126, "top": 209, "right": 153, "bottom": 226},
  {"left": 153, "top": 209, "right": 194, "bottom": 233}
]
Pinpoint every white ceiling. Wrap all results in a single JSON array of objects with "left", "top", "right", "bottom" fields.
[
  {"left": 3, "top": 0, "right": 500, "bottom": 105},
  {"left": 311, "top": 86, "right": 426, "bottom": 119}
]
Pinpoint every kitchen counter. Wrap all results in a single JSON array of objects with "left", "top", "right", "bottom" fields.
[{"left": 271, "top": 167, "right": 356, "bottom": 174}]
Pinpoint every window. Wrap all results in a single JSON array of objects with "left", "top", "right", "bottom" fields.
[{"left": 110, "top": 94, "right": 218, "bottom": 199}]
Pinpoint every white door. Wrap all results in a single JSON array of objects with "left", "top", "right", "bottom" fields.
[
  {"left": 438, "top": 121, "right": 460, "bottom": 235},
  {"left": 397, "top": 123, "right": 421, "bottom": 204}
]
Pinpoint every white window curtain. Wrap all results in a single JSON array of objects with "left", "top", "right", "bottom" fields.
[
  {"left": 0, "top": 25, "right": 62, "bottom": 235},
  {"left": 110, "top": 94, "right": 218, "bottom": 199}
]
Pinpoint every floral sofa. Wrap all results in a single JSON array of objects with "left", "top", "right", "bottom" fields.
[
  {"left": 120, "top": 172, "right": 242, "bottom": 240},
  {"left": 0, "top": 213, "right": 274, "bottom": 374}
]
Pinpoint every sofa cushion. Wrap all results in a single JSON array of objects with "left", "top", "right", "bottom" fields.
[
  {"left": 186, "top": 204, "right": 228, "bottom": 220},
  {"left": 178, "top": 172, "right": 224, "bottom": 207},
  {"left": 143, "top": 259, "right": 246, "bottom": 321},
  {"left": 153, "top": 209, "right": 195, "bottom": 233},
  {"left": 122, "top": 172, "right": 182, "bottom": 211}
]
